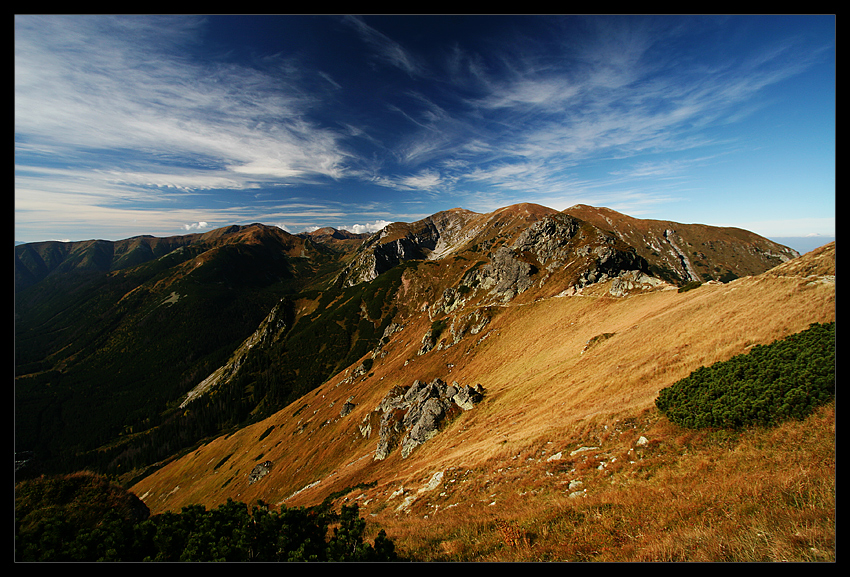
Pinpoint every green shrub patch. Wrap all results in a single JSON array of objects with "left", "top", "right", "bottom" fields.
[{"left": 655, "top": 322, "right": 834, "bottom": 429}]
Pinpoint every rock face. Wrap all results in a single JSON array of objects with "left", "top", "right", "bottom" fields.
[
  {"left": 510, "top": 212, "right": 583, "bottom": 269},
  {"left": 475, "top": 246, "right": 537, "bottom": 302},
  {"left": 335, "top": 210, "right": 481, "bottom": 288},
  {"left": 368, "top": 378, "right": 485, "bottom": 460},
  {"left": 459, "top": 212, "right": 655, "bottom": 303}
]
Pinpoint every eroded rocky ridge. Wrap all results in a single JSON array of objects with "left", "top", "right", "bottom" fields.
[
  {"left": 563, "top": 204, "right": 800, "bottom": 284},
  {"left": 180, "top": 299, "right": 289, "bottom": 408},
  {"left": 337, "top": 208, "right": 660, "bottom": 305},
  {"left": 361, "top": 378, "right": 485, "bottom": 460},
  {"left": 335, "top": 209, "right": 482, "bottom": 288},
  {"left": 450, "top": 212, "right": 654, "bottom": 305}
]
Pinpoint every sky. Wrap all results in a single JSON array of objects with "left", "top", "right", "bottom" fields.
[{"left": 15, "top": 15, "right": 835, "bottom": 252}]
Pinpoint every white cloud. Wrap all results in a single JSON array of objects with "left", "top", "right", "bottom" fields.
[
  {"left": 15, "top": 15, "right": 349, "bottom": 194},
  {"left": 183, "top": 221, "right": 210, "bottom": 231},
  {"left": 398, "top": 170, "right": 444, "bottom": 191},
  {"left": 14, "top": 16, "right": 833, "bottom": 244},
  {"left": 346, "top": 220, "right": 392, "bottom": 234},
  {"left": 343, "top": 16, "right": 427, "bottom": 77}
]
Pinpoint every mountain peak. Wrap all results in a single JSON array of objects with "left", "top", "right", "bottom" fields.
[{"left": 495, "top": 202, "right": 557, "bottom": 218}]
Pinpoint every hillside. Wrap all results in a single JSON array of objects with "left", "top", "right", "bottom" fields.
[
  {"left": 14, "top": 223, "right": 361, "bottom": 476},
  {"left": 18, "top": 203, "right": 783, "bottom": 479},
  {"left": 129, "top": 237, "right": 835, "bottom": 561},
  {"left": 15, "top": 204, "right": 833, "bottom": 560},
  {"left": 562, "top": 204, "right": 800, "bottom": 284}
]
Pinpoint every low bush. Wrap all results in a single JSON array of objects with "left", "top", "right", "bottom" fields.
[
  {"left": 655, "top": 322, "right": 834, "bottom": 429},
  {"left": 677, "top": 280, "right": 702, "bottom": 293}
]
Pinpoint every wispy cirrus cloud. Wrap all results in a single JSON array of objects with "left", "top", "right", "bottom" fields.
[
  {"left": 15, "top": 16, "right": 349, "bottom": 190},
  {"left": 342, "top": 15, "right": 428, "bottom": 78},
  {"left": 15, "top": 16, "right": 833, "bottom": 242},
  {"left": 368, "top": 15, "right": 829, "bottom": 217}
]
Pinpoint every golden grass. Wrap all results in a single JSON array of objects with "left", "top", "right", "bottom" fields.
[
  {"left": 130, "top": 245, "right": 835, "bottom": 561},
  {"left": 370, "top": 403, "right": 835, "bottom": 562}
]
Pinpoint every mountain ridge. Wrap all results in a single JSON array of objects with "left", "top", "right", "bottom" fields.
[
  {"left": 128, "top": 240, "right": 834, "bottom": 557},
  {"left": 14, "top": 203, "right": 818, "bottom": 484},
  {"left": 15, "top": 202, "right": 835, "bottom": 560},
  {"left": 561, "top": 204, "right": 799, "bottom": 284},
  {"left": 15, "top": 204, "right": 797, "bottom": 291}
]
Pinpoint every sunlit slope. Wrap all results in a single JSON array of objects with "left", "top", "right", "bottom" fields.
[{"left": 131, "top": 242, "right": 834, "bottom": 518}]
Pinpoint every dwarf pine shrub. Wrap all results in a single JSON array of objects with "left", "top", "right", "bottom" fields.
[{"left": 655, "top": 322, "right": 835, "bottom": 429}]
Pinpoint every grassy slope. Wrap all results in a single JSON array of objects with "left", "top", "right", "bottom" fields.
[{"left": 130, "top": 243, "right": 835, "bottom": 562}]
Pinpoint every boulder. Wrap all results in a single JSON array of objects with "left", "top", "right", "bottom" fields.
[
  {"left": 400, "top": 397, "right": 449, "bottom": 458},
  {"left": 248, "top": 461, "right": 273, "bottom": 484},
  {"left": 453, "top": 384, "right": 484, "bottom": 410},
  {"left": 372, "top": 378, "right": 485, "bottom": 460}
]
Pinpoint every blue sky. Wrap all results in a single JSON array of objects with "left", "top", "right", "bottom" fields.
[{"left": 15, "top": 15, "right": 835, "bottom": 251}]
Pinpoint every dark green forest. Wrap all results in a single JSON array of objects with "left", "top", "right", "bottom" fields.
[
  {"left": 15, "top": 472, "right": 397, "bottom": 562},
  {"left": 15, "top": 233, "right": 409, "bottom": 481},
  {"left": 655, "top": 322, "right": 835, "bottom": 429}
]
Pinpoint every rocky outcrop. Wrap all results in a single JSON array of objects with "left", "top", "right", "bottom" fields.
[
  {"left": 608, "top": 270, "right": 669, "bottom": 297},
  {"left": 339, "top": 396, "right": 356, "bottom": 417},
  {"left": 336, "top": 233, "right": 433, "bottom": 287},
  {"left": 448, "top": 309, "right": 491, "bottom": 346},
  {"left": 417, "top": 329, "right": 438, "bottom": 356},
  {"left": 510, "top": 212, "right": 583, "bottom": 270},
  {"left": 367, "top": 378, "right": 485, "bottom": 460},
  {"left": 458, "top": 213, "right": 656, "bottom": 303},
  {"left": 180, "top": 300, "right": 289, "bottom": 408},
  {"left": 572, "top": 242, "right": 652, "bottom": 290},
  {"left": 475, "top": 246, "right": 537, "bottom": 302},
  {"left": 335, "top": 211, "right": 481, "bottom": 288},
  {"left": 248, "top": 461, "right": 273, "bottom": 484}
]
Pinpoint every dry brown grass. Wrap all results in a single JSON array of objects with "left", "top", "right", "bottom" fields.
[
  {"left": 369, "top": 402, "right": 834, "bottom": 562},
  {"left": 130, "top": 244, "right": 835, "bottom": 562}
]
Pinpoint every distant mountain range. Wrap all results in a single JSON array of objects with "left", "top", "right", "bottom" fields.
[
  {"left": 13, "top": 203, "right": 815, "bottom": 482},
  {"left": 15, "top": 225, "right": 832, "bottom": 258}
]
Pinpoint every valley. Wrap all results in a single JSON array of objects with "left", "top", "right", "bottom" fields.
[{"left": 15, "top": 204, "right": 835, "bottom": 561}]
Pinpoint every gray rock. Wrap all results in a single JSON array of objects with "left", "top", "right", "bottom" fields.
[
  {"left": 511, "top": 213, "right": 582, "bottom": 268},
  {"left": 248, "top": 461, "right": 273, "bottom": 484},
  {"left": 417, "top": 330, "right": 436, "bottom": 356},
  {"left": 400, "top": 397, "right": 449, "bottom": 458},
  {"left": 373, "top": 378, "right": 485, "bottom": 460},
  {"left": 374, "top": 409, "right": 407, "bottom": 461},
  {"left": 478, "top": 246, "right": 535, "bottom": 301},
  {"left": 453, "top": 384, "right": 484, "bottom": 410}
]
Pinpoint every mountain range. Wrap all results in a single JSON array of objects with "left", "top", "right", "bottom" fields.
[{"left": 14, "top": 203, "right": 834, "bottom": 561}]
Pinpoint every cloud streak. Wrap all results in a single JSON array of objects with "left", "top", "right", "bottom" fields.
[
  {"left": 15, "top": 15, "right": 834, "bottom": 242},
  {"left": 15, "top": 16, "right": 348, "bottom": 188}
]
